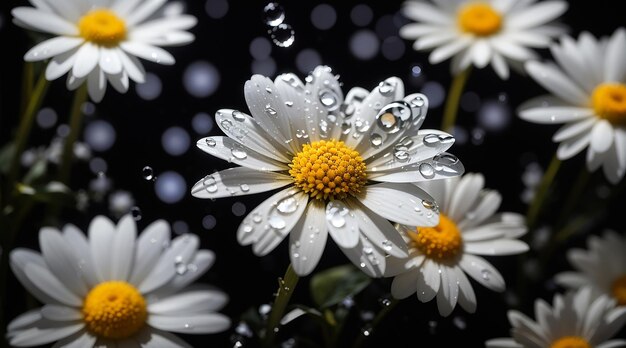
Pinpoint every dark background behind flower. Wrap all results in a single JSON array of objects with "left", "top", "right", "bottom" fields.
[{"left": 0, "top": 0, "right": 624, "bottom": 346}]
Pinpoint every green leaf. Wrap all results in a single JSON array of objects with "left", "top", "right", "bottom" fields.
[
  {"left": 0, "top": 143, "right": 16, "bottom": 173},
  {"left": 310, "top": 264, "right": 372, "bottom": 308}
]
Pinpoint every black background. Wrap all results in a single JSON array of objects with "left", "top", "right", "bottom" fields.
[{"left": 1, "top": 0, "right": 625, "bottom": 347}]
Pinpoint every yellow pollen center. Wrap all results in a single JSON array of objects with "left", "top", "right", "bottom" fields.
[
  {"left": 458, "top": 3, "right": 503, "bottom": 36},
  {"left": 550, "top": 336, "right": 591, "bottom": 348},
  {"left": 78, "top": 9, "right": 127, "bottom": 47},
  {"left": 611, "top": 274, "right": 626, "bottom": 306},
  {"left": 591, "top": 83, "right": 626, "bottom": 124},
  {"left": 82, "top": 281, "right": 147, "bottom": 339},
  {"left": 409, "top": 214, "right": 463, "bottom": 262},
  {"left": 289, "top": 140, "right": 367, "bottom": 200}
]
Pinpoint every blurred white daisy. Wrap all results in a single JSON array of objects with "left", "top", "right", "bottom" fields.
[
  {"left": 7, "top": 215, "right": 230, "bottom": 347},
  {"left": 192, "top": 65, "right": 465, "bottom": 277},
  {"left": 399, "top": 0, "right": 567, "bottom": 79},
  {"left": 486, "top": 287, "right": 626, "bottom": 348},
  {"left": 555, "top": 231, "right": 626, "bottom": 306},
  {"left": 12, "top": 0, "right": 196, "bottom": 102},
  {"left": 385, "top": 173, "right": 528, "bottom": 316},
  {"left": 519, "top": 28, "right": 626, "bottom": 184}
]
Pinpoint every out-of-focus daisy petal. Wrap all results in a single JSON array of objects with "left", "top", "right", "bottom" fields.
[
  {"left": 119, "top": 42, "right": 175, "bottom": 65},
  {"left": 39, "top": 228, "right": 89, "bottom": 297},
  {"left": 604, "top": 28, "right": 626, "bottom": 82},
  {"left": 556, "top": 131, "right": 591, "bottom": 160},
  {"left": 11, "top": 7, "right": 77, "bottom": 35},
  {"left": 148, "top": 314, "right": 231, "bottom": 334},
  {"left": 24, "top": 37, "right": 83, "bottom": 62},
  {"left": 525, "top": 61, "right": 588, "bottom": 105},
  {"left": 9, "top": 320, "right": 84, "bottom": 347},
  {"left": 459, "top": 254, "right": 505, "bottom": 292},
  {"left": 23, "top": 263, "right": 82, "bottom": 306}
]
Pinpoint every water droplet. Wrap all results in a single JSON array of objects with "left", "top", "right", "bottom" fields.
[
  {"left": 265, "top": 104, "right": 277, "bottom": 116},
  {"left": 341, "top": 121, "right": 352, "bottom": 134},
  {"left": 318, "top": 88, "right": 339, "bottom": 111},
  {"left": 362, "top": 326, "right": 372, "bottom": 337},
  {"left": 393, "top": 145, "right": 410, "bottom": 162},
  {"left": 221, "top": 119, "right": 233, "bottom": 131},
  {"left": 380, "top": 298, "right": 392, "bottom": 306},
  {"left": 295, "top": 129, "right": 308, "bottom": 138},
  {"left": 252, "top": 213, "right": 263, "bottom": 223},
  {"left": 376, "top": 101, "right": 411, "bottom": 134},
  {"left": 265, "top": 87, "right": 273, "bottom": 94},
  {"left": 269, "top": 23, "right": 295, "bottom": 48},
  {"left": 268, "top": 216, "right": 286, "bottom": 229},
  {"left": 263, "top": 2, "right": 285, "bottom": 26},
  {"left": 422, "top": 200, "right": 436, "bottom": 210},
  {"left": 378, "top": 80, "right": 395, "bottom": 96},
  {"left": 203, "top": 176, "right": 218, "bottom": 193},
  {"left": 232, "top": 111, "right": 246, "bottom": 122},
  {"left": 326, "top": 201, "right": 350, "bottom": 228},
  {"left": 370, "top": 133, "right": 383, "bottom": 147},
  {"left": 423, "top": 134, "right": 440, "bottom": 146},
  {"left": 242, "top": 224, "right": 253, "bottom": 233},
  {"left": 382, "top": 240, "right": 393, "bottom": 251},
  {"left": 481, "top": 269, "right": 491, "bottom": 280},
  {"left": 142, "top": 166, "right": 154, "bottom": 181},
  {"left": 363, "top": 245, "right": 373, "bottom": 254},
  {"left": 130, "top": 206, "right": 142, "bottom": 220},
  {"left": 433, "top": 153, "right": 459, "bottom": 166},
  {"left": 284, "top": 101, "right": 294, "bottom": 107},
  {"left": 418, "top": 163, "right": 435, "bottom": 179},
  {"left": 409, "top": 96, "right": 425, "bottom": 107},
  {"left": 240, "top": 184, "right": 250, "bottom": 192},
  {"left": 231, "top": 148, "right": 248, "bottom": 159},
  {"left": 276, "top": 196, "right": 298, "bottom": 214},
  {"left": 205, "top": 138, "right": 217, "bottom": 147},
  {"left": 354, "top": 119, "right": 370, "bottom": 133}
]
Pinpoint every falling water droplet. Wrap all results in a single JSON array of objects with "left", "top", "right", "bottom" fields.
[
  {"left": 142, "top": 166, "right": 154, "bottom": 181},
  {"left": 263, "top": 2, "right": 285, "bottom": 26},
  {"left": 131, "top": 206, "right": 142, "bottom": 220},
  {"left": 269, "top": 23, "right": 295, "bottom": 48}
]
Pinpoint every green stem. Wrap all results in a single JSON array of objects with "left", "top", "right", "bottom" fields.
[
  {"left": 263, "top": 264, "right": 299, "bottom": 347},
  {"left": 6, "top": 74, "right": 49, "bottom": 196},
  {"left": 441, "top": 67, "right": 471, "bottom": 132},
  {"left": 525, "top": 154, "right": 561, "bottom": 231},
  {"left": 351, "top": 298, "right": 399, "bottom": 348},
  {"left": 553, "top": 167, "right": 590, "bottom": 235},
  {"left": 57, "top": 84, "right": 88, "bottom": 184}
]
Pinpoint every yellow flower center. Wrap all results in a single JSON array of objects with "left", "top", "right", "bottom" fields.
[
  {"left": 458, "top": 3, "right": 502, "bottom": 36},
  {"left": 409, "top": 214, "right": 463, "bottom": 262},
  {"left": 78, "top": 9, "right": 127, "bottom": 47},
  {"left": 611, "top": 274, "right": 626, "bottom": 306},
  {"left": 82, "top": 281, "right": 147, "bottom": 339},
  {"left": 550, "top": 336, "right": 591, "bottom": 348},
  {"left": 591, "top": 83, "right": 626, "bottom": 124},
  {"left": 289, "top": 140, "right": 367, "bottom": 200}
]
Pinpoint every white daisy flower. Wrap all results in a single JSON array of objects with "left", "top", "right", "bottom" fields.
[
  {"left": 12, "top": 0, "right": 196, "bottom": 102},
  {"left": 191, "top": 65, "right": 465, "bottom": 277},
  {"left": 385, "top": 173, "right": 528, "bottom": 316},
  {"left": 6, "top": 214, "right": 230, "bottom": 347},
  {"left": 519, "top": 28, "right": 626, "bottom": 184},
  {"left": 555, "top": 231, "right": 626, "bottom": 307},
  {"left": 486, "top": 287, "right": 626, "bottom": 348},
  {"left": 399, "top": 0, "right": 567, "bottom": 79}
]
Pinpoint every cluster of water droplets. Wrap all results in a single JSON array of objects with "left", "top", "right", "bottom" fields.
[{"left": 263, "top": 3, "right": 295, "bottom": 47}]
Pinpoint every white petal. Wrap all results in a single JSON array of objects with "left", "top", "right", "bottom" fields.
[
  {"left": 130, "top": 15, "right": 197, "bottom": 38},
  {"left": 129, "top": 220, "right": 170, "bottom": 285},
  {"left": 11, "top": 7, "right": 78, "bottom": 35},
  {"left": 556, "top": 131, "right": 591, "bottom": 160},
  {"left": 553, "top": 118, "right": 596, "bottom": 142},
  {"left": 87, "top": 67, "right": 107, "bottom": 103},
  {"left": 604, "top": 28, "right": 626, "bottom": 82},
  {"left": 358, "top": 183, "right": 439, "bottom": 227},
  {"left": 465, "top": 239, "right": 529, "bottom": 256},
  {"left": 436, "top": 265, "right": 459, "bottom": 317},
  {"left": 551, "top": 37, "right": 597, "bottom": 92},
  {"left": 72, "top": 43, "right": 100, "bottom": 79},
  {"left": 118, "top": 48, "right": 146, "bottom": 83},
  {"left": 135, "top": 327, "right": 193, "bottom": 348},
  {"left": 153, "top": 250, "right": 215, "bottom": 296},
  {"left": 139, "top": 234, "right": 199, "bottom": 293},
  {"left": 39, "top": 228, "right": 88, "bottom": 297},
  {"left": 429, "top": 37, "right": 472, "bottom": 64},
  {"left": 251, "top": 191, "right": 309, "bottom": 256},
  {"left": 348, "top": 200, "right": 409, "bottom": 258},
  {"left": 23, "top": 263, "right": 81, "bottom": 306},
  {"left": 10, "top": 320, "right": 84, "bottom": 347},
  {"left": 518, "top": 106, "right": 594, "bottom": 124},
  {"left": 485, "top": 338, "right": 523, "bottom": 348},
  {"left": 554, "top": 271, "right": 588, "bottom": 289},
  {"left": 341, "top": 237, "right": 386, "bottom": 278},
  {"left": 24, "top": 36, "right": 83, "bottom": 62},
  {"left": 99, "top": 47, "right": 123, "bottom": 75},
  {"left": 491, "top": 51, "right": 510, "bottom": 80},
  {"left": 300, "top": 66, "right": 345, "bottom": 142},
  {"left": 66, "top": 73, "right": 86, "bottom": 91},
  {"left": 40, "top": 0, "right": 83, "bottom": 21},
  {"left": 46, "top": 47, "right": 79, "bottom": 80},
  {"left": 191, "top": 167, "right": 291, "bottom": 199},
  {"left": 399, "top": 23, "right": 440, "bottom": 39},
  {"left": 391, "top": 270, "right": 418, "bottom": 299},
  {"left": 289, "top": 199, "right": 328, "bottom": 276},
  {"left": 125, "top": 0, "right": 168, "bottom": 26},
  {"left": 53, "top": 331, "right": 97, "bottom": 348},
  {"left": 41, "top": 305, "right": 82, "bottom": 321},
  {"left": 7, "top": 310, "right": 42, "bottom": 332},
  {"left": 457, "top": 190, "right": 502, "bottom": 230},
  {"left": 148, "top": 313, "right": 231, "bottom": 334},
  {"left": 107, "top": 70, "right": 130, "bottom": 93},
  {"left": 10, "top": 250, "right": 57, "bottom": 304},
  {"left": 490, "top": 38, "right": 536, "bottom": 62},
  {"left": 525, "top": 61, "right": 588, "bottom": 105},
  {"left": 111, "top": 215, "right": 136, "bottom": 281},
  {"left": 196, "top": 136, "right": 286, "bottom": 171},
  {"left": 326, "top": 200, "right": 359, "bottom": 249},
  {"left": 447, "top": 173, "right": 484, "bottom": 222},
  {"left": 416, "top": 259, "right": 441, "bottom": 303},
  {"left": 403, "top": 1, "right": 452, "bottom": 25},
  {"left": 503, "top": 31, "right": 552, "bottom": 47},
  {"left": 89, "top": 216, "right": 116, "bottom": 282},
  {"left": 415, "top": 31, "right": 457, "bottom": 50},
  {"left": 120, "top": 41, "right": 175, "bottom": 65},
  {"left": 112, "top": 0, "right": 142, "bottom": 17},
  {"left": 456, "top": 268, "right": 477, "bottom": 313},
  {"left": 148, "top": 288, "right": 229, "bottom": 315},
  {"left": 590, "top": 120, "right": 614, "bottom": 154},
  {"left": 470, "top": 40, "right": 492, "bottom": 68},
  {"left": 384, "top": 251, "right": 424, "bottom": 277},
  {"left": 459, "top": 254, "right": 505, "bottom": 292},
  {"left": 506, "top": 1, "right": 568, "bottom": 29}
]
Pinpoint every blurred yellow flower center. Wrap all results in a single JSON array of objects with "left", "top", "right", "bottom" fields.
[
  {"left": 79, "top": 9, "right": 127, "bottom": 47},
  {"left": 289, "top": 140, "right": 367, "bottom": 200},
  {"left": 82, "top": 281, "right": 147, "bottom": 339},
  {"left": 550, "top": 336, "right": 591, "bottom": 348},
  {"left": 592, "top": 83, "right": 626, "bottom": 124},
  {"left": 611, "top": 274, "right": 626, "bottom": 305},
  {"left": 458, "top": 3, "right": 502, "bottom": 36},
  {"left": 410, "top": 214, "right": 463, "bottom": 262}
]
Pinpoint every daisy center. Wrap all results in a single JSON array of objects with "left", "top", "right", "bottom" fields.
[
  {"left": 78, "top": 9, "right": 127, "bottom": 47},
  {"left": 82, "top": 281, "right": 147, "bottom": 339},
  {"left": 289, "top": 140, "right": 367, "bottom": 200},
  {"left": 611, "top": 274, "right": 626, "bottom": 306},
  {"left": 458, "top": 3, "right": 503, "bottom": 36},
  {"left": 409, "top": 214, "right": 463, "bottom": 262},
  {"left": 550, "top": 336, "right": 591, "bottom": 348},
  {"left": 592, "top": 83, "right": 626, "bottom": 124}
]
